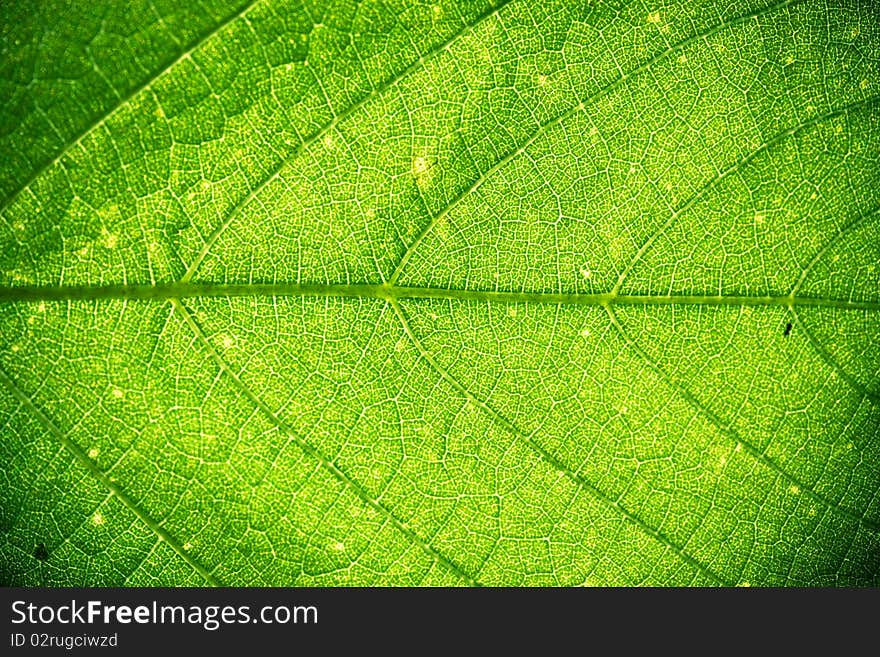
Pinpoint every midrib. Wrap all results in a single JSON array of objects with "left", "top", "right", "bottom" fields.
[{"left": 0, "top": 282, "right": 876, "bottom": 311}]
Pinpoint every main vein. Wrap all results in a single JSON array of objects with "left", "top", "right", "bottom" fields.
[{"left": 0, "top": 283, "right": 876, "bottom": 311}]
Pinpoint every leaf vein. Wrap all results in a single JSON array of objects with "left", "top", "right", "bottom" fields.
[
  {"left": 605, "top": 305, "right": 880, "bottom": 536},
  {"left": 0, "top": 364, "right": 220, "bottom": 585},
  {"left": 0, "top": 0, "right": 264, "bottom": 215},
  {"left": 1, "top": 285, "right": 877, "bottom": 311},
  {"left": 390, "top": 297, "right": 729, "bottom": 585},
  {"left": 180, "top": 0, "right": 517, "bottom": 284},
  {"left": 170, "top": 297, "right": 480, "bottom": 586},
  {"left": 613, "top": 94, "right": 880, "bottom": 294},
  {"left": 389, "top": 0, "right": 803, "bottom": 285}
]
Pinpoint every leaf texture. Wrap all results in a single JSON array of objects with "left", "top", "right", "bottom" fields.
[{"left": 1, "top": 0, "right": 879, "bottom": 586}]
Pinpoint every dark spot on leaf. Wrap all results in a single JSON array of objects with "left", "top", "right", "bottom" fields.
[
  {"left": 33, "top": 543, "right": 49, "bottom": 561},
  {"left": 783, "top": 322, "right": 792, "bottom": 337}
]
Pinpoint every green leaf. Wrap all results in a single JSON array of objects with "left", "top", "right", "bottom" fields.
[{"left": 1, "top": 0, "right": 878, "bottom": 586}]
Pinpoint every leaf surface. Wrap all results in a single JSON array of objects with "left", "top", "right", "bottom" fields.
[{"left": 1, "top": 0, "right": 879, "bottom": 586}]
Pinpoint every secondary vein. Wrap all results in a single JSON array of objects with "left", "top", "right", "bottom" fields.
[
  {"left": 0, "top": 364, "right": 221, "bottom": 586},
  {"left": 391, "top": 298, "right": 729, "bottom": 585},
  {"left": 170, "top": 298, "right": 481, "bottom": 586}
]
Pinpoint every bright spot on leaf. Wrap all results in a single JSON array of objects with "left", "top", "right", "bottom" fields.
[
  {"left": 412, "top": 156, "right": 428, "bottom": 174},
  {"left": 101, "top": 229, "right": 118, "bottom": 249}
]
